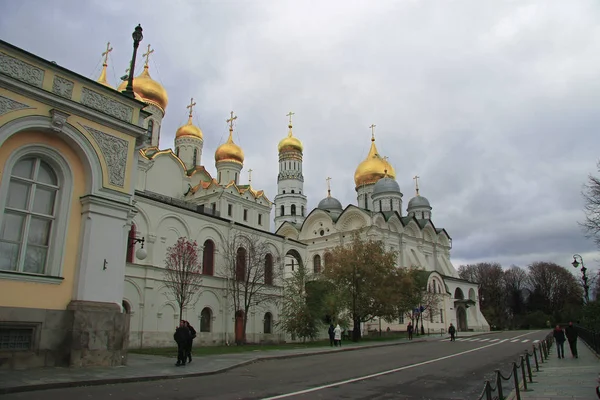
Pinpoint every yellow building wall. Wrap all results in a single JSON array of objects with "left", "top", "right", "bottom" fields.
[{"left": 0, "top": 131, "right": 85, "bottom": 310}]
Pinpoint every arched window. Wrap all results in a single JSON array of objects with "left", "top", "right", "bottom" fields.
[
  {"left": 280, "top": 205, "right": 285, "bottom": 216},
  {"left": 291, "top": 204, "right": 296, "bottom": 215},
  {"left": 200, "top": 307, "right": 212, "bottom": 332},
  {"left": 193, "top": 148, "right": 198, "bottom": 166},
  {"left": 0, "top": 157, "right": 59, "bottom": 275},
  {"left": 313, "top": 254, "right": 321, "bottom": 274},
  {"left": 364, "top": 194, "right": 368, "bottom": 210},
  {"left": 264, "top": 254, "right": 273, "bottom": 285},
  {"left": 236, "top": 247, "right": 246, "bottom": 281},
  {"left": 122, "top": 300, "right": 131, "bottom": 314},
  {"left": 301, "top": 205, "right": 305, "bottom": 216},
  {"left": 264, "top": 312, "right": 272, "bottom": 334},
  {"left": 126, "top": 224, "right": 136, "bottom": 263},
  {"left": 389, "top": 199, "right": 393, "bottom": 211},
  {"left": 202, "top": 240, "right": 215, "bottom": 275},
  {"left": 234, "top": 173, "right": 238, "bottom": 183},
  {"left": 147, "top": 119, "right": 154, "bottom": 137},
  {"left": 379, "top": 200, "right": 382, "bottom": 211}
]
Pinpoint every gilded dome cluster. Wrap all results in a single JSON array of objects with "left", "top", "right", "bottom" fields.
[
  {"left": 354, "top": 135, "right": 396, "bottom": 188},
  {"left": 117, "top": 65, "right": 169, "bottom": 113}
]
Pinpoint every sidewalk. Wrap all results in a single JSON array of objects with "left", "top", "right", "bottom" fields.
[
  {"left": 0, "top": 331, "right": 490, "bottom": 395},
  {"left": 507, "top": 338, "right": 599, "bottom": 400}
]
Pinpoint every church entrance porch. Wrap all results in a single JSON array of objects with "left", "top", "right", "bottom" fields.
[{"left": 456, "top": 306, "right": 468, "bottom": 332}]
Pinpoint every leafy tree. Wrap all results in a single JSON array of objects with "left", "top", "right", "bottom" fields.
[
  {"left": 581, "top": 161, "right": 600, "bottom": 248},
  {"left": 278, "top": 264, "right": 320, "bottom": 342},
  {"left": 162, "top": 237, "right": 204, "bottom": 318},
  {"left": 458, "top": 263, "right": 506, "bottom": 328},
  {"left": 220, "top": 233, "right": 280, "bottom": 344},
  {"left": 504, "top": 265, "right": 529, "bottom": 326},
  {"left": 398, "top": 268, "right": 442, "bottom": 335},
  {"left": 322, "top": 233, "right": 398, "bottom": 341},
  {"left": 527, "top": 261, "right": 582, "bottom": 321}
]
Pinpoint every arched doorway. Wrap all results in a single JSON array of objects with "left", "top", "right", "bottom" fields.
[
  {"left": 235, "top": 310, "right": 245, "bottom": 344},
  {"left": 456, "top": 307, "right": 468, "bottom": 331},
  {"left": 284, "top": 249, "right": 303, "bottom": 273}
]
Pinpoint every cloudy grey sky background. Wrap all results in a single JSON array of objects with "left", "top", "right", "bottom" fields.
[{"left": 2, "top": 0, "right": 599, "bottom": 273}]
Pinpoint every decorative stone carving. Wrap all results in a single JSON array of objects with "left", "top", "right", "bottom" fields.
[
  {"left": 0, "top": 95, "right": 30, "bottom": 116},
  {"left": 0, "top": 52, "right": 44, "bottom": 87},
  {"left": 52, "top": 76, "right": 74, "bottom": 99},
  {"left": 82, "top": 125, "right": 128, "bottom": 187},
  {"left": 81, "top": 88, "right": 133, "bottom": 123},
  {"left": 50, "top": 109, "right": 70, "bottom": 132}
]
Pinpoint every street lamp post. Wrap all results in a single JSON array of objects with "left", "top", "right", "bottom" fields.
[
  {"left": 124, "top": 24, "right": 143, "bottom": 99},
  {"left": 572, "top": 254, "right": 590, "bottom": 304}
]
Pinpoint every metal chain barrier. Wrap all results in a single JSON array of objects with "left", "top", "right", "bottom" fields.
[{"left": 476, "top": 335, "right": 554, "bottom": 400}]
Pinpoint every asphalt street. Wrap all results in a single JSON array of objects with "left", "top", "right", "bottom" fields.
[{"left": 4, "top": 330, "right": 547, "bottom": 400}]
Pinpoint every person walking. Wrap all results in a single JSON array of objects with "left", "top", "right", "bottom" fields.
[
  {"left": 185, "top": 320, "right": 197, "bottom": 363},
  {"left": 448, "top": 323, "right": 456, "bottom": 342},
  {"left": 407, "top": 322, "right": 414, "bottom": 340},
  {"left": 174, "top": 320, "right": 191, "bottom": 366},
  {"left": 553, "top": 324, "right": 566, "bottom": 359},
  {"left": 334, "top": 324, "right": 342, "bottom": 347},
  {"left": 565, "top": 321, "right": 578, "bottom": 358},
  {"left": 328, "top": 323, "right": 335, "bottom": 347}
]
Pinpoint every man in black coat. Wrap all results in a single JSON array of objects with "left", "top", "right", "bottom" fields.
[
  {"left": 565, "top": 321, "right": 578, "bottom": 358},
  {"left": 174, "top": 320, "right": 191, "bottom": 366},
  {"left": 185, "top": 320, "right": 197, "bottom": 363},
  {"left": 448, "top": 323, "right": 456, "bottom": 342}
]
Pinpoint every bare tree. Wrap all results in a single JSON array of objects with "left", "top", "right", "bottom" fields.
[
  {"left": 458, "top": 263, "right": 507, "bottom": 328},
  {"left": 219, "top": 232, "right": 281, "bottom": 344},
  {"left": 504, "top": 265, "right": 529, "bottom": 326},
  {"left": 581, "top": 161, "right": 600, "bottom": 247},
  {"left": 162, "top": 237, "right": 204, "bottom": 318}
]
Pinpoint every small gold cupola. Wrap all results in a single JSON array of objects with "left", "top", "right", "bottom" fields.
[
  {"left": 215, "top": 111, "right": 245, "bottom": 164},
  {"left": 175, "top": 98, "right": 203, "bottom": 139},
  {"left": 354, "top": 124, "right": 396, "bottom": 188},
  {"left": 277, "top": 111, "right": 304, "bottom": 153},
  {"left": 97, "top": 42, "right": 113, "bottom": 88}
]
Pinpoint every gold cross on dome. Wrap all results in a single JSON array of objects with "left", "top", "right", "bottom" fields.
[
  {"left": 413, "top": 175, "right": 420, "bottom": 195},
  {"left": 102, "top": 42, "right": 113, "bottom": 64},
  {"left": 186, "top": 97, "right": 196, "bottom": 118},
  {"left": 326, "top": 177, "right": 332, "bottom": 196},
  {"left": 142, "top": 44, "right": 154, "bottom": 67},
  {"left": 227, "top": 111, "right": 237, "bottom": 131},
  {"left": 248, "top": 169, "right": 253, "bottom": 184},
  {"left": 369, "top": 124, "right": 376, "bottom": 140},
  {"left": 286, "top": 111, "right": 295, "bottom": 126}
]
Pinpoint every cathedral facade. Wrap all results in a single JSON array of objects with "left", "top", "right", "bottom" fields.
[{"left": 0, "top": 37, "right": 488, "bottom": 369}]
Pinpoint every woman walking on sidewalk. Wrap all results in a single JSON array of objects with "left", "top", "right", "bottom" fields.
[{"left": 553, "top": 324, "right": 566, "bottom": 359}]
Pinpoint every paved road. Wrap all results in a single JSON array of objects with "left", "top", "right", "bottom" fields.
[{"left": 4, "top": 330, "right": 547, "bottom": 400}]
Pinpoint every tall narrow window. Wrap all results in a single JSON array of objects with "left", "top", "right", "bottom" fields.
[
  {"left": 264, "top": 254, "right": 273, "bottom": 285},
  {"left": 258, "top": 214, "right": 262, "bottom": 225},
  {"left": 264, "top": 312, "right": 273, "bottom": 334},
  {"left": 200, "top": 307, "right": 212, "bottom": 332},
  {"left": 280, "top": 205, "right": 284, "bottom": 216},
  {"left": 175, "top": 147, "right": 179, "bottom": 157},
  {"left": 147, "top": 119, "right": 154, "bottom": 137},
  {"left": 219, "top": 172, "right": 221, "bottom": 182},
  {"left": 301, "top": 205, "right": 305, "bottom": 216},
  {"left": 193, "top": 149, "right": 198, "bottom": 166},
  {"left": 390, "top": 199, "right": 393, "bottom": 211},
  {"left": 202, "top": 239, "right": 215, "bottom": 275},
  {"left": 234, "top": 173, "right": 238, "bottom": 183},
  {"left": 126, "top": 224, "right": 136, "bottom": 263},
  {"left": 291, "top": 204, "right": 296, "bottom": 215},
  {"left": 211, "top": 203, "right": 216, "bottom": 213},
  {"left": 313, "top": 254, "right": 321, "bottom": 274},
  {"left": 227, "top": 204, "right": 233, "bottom": 216},
  {"left": 243, "top": 209, "right": 248, "bottom": 221},
  {"left": 379, "top": 200, "right": 382, "bottom": 211},
  {"left": 0, "top": 158, "right": 58, "bottom": 274},
  {"left": 236, "top": 247, "right": 246, "bottom": 281},
  {"left": 440, "top": 309, "right": 444, "bottom": 323}
]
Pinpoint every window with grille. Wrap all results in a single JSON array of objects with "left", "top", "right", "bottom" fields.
[
  {"left": 0, "top": 327, "right": 34, "bottom": 351},
  {"left": 0, "top": 158, "right": 58, "bottom": 274}
]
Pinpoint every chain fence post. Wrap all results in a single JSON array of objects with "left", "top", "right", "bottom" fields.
[
  {"left": 525, "top": 351, "right": 533, "bottom": 382},
  {"left": 532, "top": 345, "right": 539, "bottom": 371},
  {"left": 485, "top": 381, "right": 493, "bottom": 400},
  {"left": 495, "top": 369, "right": 504, "bottom": 400},
  {"left": 513, "top": 362, "right": 521, "bottom": 400},
  {"left": 520, "top": 356, "right": 528, "bottom": 391}
]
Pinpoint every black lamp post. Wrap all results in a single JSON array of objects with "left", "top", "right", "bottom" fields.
[
  {"left": 572, "top": 254, "right": 590, "bottom": 304},
  {"left": 124, "top": 24, "right": 143, "bottom": 99}
]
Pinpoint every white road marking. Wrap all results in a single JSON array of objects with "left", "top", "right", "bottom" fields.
[
  {"left": 533, "top": 340, "right": 540, "bottom": 343},
  {"left": 521, "top": 339, "right": 530, "bottom": 343},
  {"left": 499, "top": 339, "right": 508, "bottom": 343},
  {"left": 262, "top": 331, "right": 540, "bottom": 400},
  {"left": 510, "top": 339, "right": 520, "bottom": 343}
]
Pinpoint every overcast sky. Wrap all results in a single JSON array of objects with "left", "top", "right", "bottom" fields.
[{"left": 2, "top": 0, "right": 599, "bottom": 273}]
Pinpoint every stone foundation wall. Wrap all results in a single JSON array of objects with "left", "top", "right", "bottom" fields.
[{"left": 0, "top": 301, "right": 129, "bottom": 370}]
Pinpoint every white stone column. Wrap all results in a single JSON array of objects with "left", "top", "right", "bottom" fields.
[{"left": 73, "top": 194, "right": 135, "bottom": 306}]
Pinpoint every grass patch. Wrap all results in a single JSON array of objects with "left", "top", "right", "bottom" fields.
[{"left": 129, "top": 332, "right": 425, "bottom": 358}]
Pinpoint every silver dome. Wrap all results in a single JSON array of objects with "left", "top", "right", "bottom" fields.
[
  {"left": 407, "top": 195, "right": 431, "bottom": 210},
  {"left": 372, "top": 177, "right": 401, "bottom": 195},
  {"left": 318, "top": 196, "right": 343, "bottom": 210}
]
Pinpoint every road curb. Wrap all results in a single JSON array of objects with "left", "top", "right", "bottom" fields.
[{"left": 0, "top": 339, "right": 426, "bottom": 395}]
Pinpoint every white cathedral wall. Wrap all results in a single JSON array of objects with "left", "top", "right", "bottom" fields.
[{"left": 142, "top": 155, "right": 189, "bottom": 198}]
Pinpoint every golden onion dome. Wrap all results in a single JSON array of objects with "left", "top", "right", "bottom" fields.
[
  {"left": 215, "top": 129, "right": 244, "bottom": 165},
  {"left": 117, "top": 65, "right": 168, "bottom": 113},
  {"left": 175, "top": 99, "right": 203, "bottom": 139},
  {"left": 354, "top": 135, "right": 396, "bottom": 187},
  {"left": 97, "top": 64, "right": 113, "bottom": 88},
  {"left": 278, "top": 124, "right": 303, "bottom": 153}
]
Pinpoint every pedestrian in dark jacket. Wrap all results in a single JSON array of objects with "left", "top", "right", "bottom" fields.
[
  {"left": 565, "top": 321, "right": 578, "bottom": 358},
  {"left": 448, "top": 323, "right": 456, "bottom": 341},
  {"left": 553, "top": 324, "right": 566, "bottom": 359},
  {"left": 185, "top": 320, "right": 197, "bottom": 363},
  {"left": 174, "top": 320, "right": 191, "bottom": 366},
  {"left": 328, "top": 324, "right": 335, "bottom": 347},
  {"left": 407, "top": 322, "right": 414, "bottom": 340}
]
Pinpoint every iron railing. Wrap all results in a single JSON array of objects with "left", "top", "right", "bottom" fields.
[
  {"left": 476, "top": 334, "right": 554, "bottom": 400},
  {"left": 575, "top": 325, "right": 600, "bottom": 355}
]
